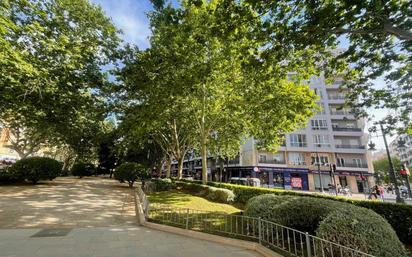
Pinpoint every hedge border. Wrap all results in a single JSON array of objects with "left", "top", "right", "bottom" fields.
[{"left": 177, "top": 179, "right": 412, "bottom": 245}]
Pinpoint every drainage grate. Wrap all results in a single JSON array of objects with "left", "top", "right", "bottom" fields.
[{"left": 31, "top": 228, "right": 72, "bottom": 237}]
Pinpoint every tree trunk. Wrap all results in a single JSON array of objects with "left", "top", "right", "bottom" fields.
[
  {"left": 201, "top": 137, "right": 208, "bottom": 184},
  {"left": 166, "top": 157, "right": 171, "bottom": 178},
  {"left": 177, "top": 157, "right": 184, "bottom": 180}
]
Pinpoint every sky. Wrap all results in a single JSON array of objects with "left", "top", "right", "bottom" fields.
[{"left": 91, "top": 0, "right": 391, "bottom": 151}]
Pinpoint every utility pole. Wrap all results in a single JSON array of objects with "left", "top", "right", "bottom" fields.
[{"left": 380, "top": 123, "right": 403, "bottom": 203}]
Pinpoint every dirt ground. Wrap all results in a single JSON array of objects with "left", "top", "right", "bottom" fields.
[{"left": 0, "top": 177, "right": 136, "bottom": 228}]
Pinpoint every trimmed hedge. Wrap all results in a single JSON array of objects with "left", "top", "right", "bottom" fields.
[
  {"left": 148, "top": 178, "right": 176, "bottom": 192},
  {"left": 175, "top": 181, "right": 235, "bottom": 203},
  {"left": 245, "top": 194, "right": 407, "bottom": 257},
  {"left": 0, "top": 170, "right": 19, "bottom": 184},
  {"left": 316, "top": 206, "right": 407, "bottom": 257},
  {"left": 71, "top": 162, "right": 95, "bottom": 178},
  {"left": 245, "top": 195, "right": 345, "bottom": 233},
  {"left": 181, "top": 179, "right": 412, "bottom": 245},
  {"left": 9, "top": 157, "right": 62, "bottom": 184}
]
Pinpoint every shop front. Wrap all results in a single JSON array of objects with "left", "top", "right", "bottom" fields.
[{"left": 226, "top": 166, "right": 309, "bottom": 190}]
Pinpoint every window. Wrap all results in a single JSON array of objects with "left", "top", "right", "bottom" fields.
[
  {"left": 337, "top": 157, "right": 345, "bottom": 166},
  {"left": 259, "top": 154, "right": 267, "bottom": 163},
  {"left": 314, "top": 88, "right": 323, "bottom": 99},
  {"left": 317, "top": 103, "right": 326, "bottom": 115},
  {"left": 311, "top": 119, "right": 328, "bottom": 130},
  {"left": 290, "top": 134, "right": 307, "bottom": 147},
  {"left": 313, "top": 135, "right": 330, "bottom": 147},
  {"left": 311, "top": 156, "right": 329, "bottom": 165},
  {"left": 289, "top": 153, "right": 305, "bottom": 165},
  {"left": 352, "top": 158, "right": 362, "bottom": 167}
]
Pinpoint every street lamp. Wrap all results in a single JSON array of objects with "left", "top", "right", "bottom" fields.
[
  {"left": 368, "top": 123, "right": 403, "bottom": 203},
  {"left": 398, "top": 139, "right": 412, "bottom": 198}
]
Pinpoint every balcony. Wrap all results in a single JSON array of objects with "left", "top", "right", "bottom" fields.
[
  {"left": 332, "top": 127, "right": 362, "bottom": 132},
  {"left": 259, "top": 159, "right": 286, "bottom": 164},
  {"left": 330, "top": 111, "right": 354, "bottom": 115},
  {"left": 289, "top": 162, "right": 307, "bottom": 166},
  {"left": 290, "top": 143, "right": 307, "bottom": 147},
  {"left": 328, "top": 95, "right": 346, "bottom": 100},
  {"left": 311, "top": 127, "right": 328, "bottom": 130},
  {"left": 337, "top": 163, "right": 368, "bottom": 168},
  {"left": 335, "top": 144, "right": 365, "bottom": 149}
]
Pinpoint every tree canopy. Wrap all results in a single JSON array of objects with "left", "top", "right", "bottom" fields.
[
  {"left": 121, "top": 0, "right": 323, "bottom": 183},
  {"left": 0, "top": 0, "right": 121, "bottom": 154},
  {"left": 243, "top": 0, "right": 411, "bottom": 133}
]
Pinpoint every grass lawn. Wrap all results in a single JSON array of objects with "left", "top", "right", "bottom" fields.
[{"left": 147, "top": 190, "right": 240, "bottom": 214}]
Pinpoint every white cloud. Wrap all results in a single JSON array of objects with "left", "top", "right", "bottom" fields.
[{"left": 91, "top": 0, "right": 152, "bottom": 49}]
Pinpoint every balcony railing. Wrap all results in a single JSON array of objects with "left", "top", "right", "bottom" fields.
[
  {"left": 335, "top": 144, "right": 366, "bottom": 149},
  {"left": 289, "top": 162, "right": 307, "bottom": 166},
  {"left": 328, "top": 95, "right": 346, "bottom": 100},
  {"left": 337, "top": 163, "right": 368, "bottom": 168},
  {"left": 330, "top": 111, "right": 354, "bottom": 115},
  {"left": 332, "top": 127, "right": 362, "bottom": 132},
  {"left": 290, "top": 143, "right": 307, "bottom": 147},
  {"left": 259, "top": 159, "right": 286, "bottom": 164},
  {"left": 311, "top": 126, "right": 328, "bottom": 130}
]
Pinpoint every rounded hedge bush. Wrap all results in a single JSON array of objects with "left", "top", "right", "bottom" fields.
[
  {"left": 244, "top": 194, "right": 298, "bottom": 221},
  {"left": 205, "top": 187, "right": 235, "bottom": 203},
  {"left": 9, "top": 157, "right": 62, "bottom": 184},
  {"left": 71, "top": 162, "right": 95, "bottom": 178},
  {"left": 316, "top": 206, "right": 407, "bottom": 257},
  {"left": 148, "top": 178, "right": 176, "bottom": 192},
  {"left": 114, "top": 162, "right": 148, "bottom": 187}
]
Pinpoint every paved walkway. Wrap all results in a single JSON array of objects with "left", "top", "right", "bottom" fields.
[
  {"left": 0, "top": 177, "right": 261, "bottom": 257},
  {"left": 0, "top": 226, "right": 260, "bottom": 257}
]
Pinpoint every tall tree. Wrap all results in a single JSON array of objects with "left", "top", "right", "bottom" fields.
[
  {"left": 244, "top": 0, "right": 412, "bottom": 133},
  {"left": 124, "top": 0, "right": 321, "bottom": 184},
  {"left": 0, "top": 0, "right": 121, "bottom": 148}
]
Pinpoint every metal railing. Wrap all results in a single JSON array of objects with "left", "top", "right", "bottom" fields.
[
  {"left": 335, "top": 145, "right": 366, "bottom": 149},
  {"left": 137, "top": 189, "right": 374, "bottom": 257},
  {"left": 332, "top": 127, "right": 362, "bottom": 132}
]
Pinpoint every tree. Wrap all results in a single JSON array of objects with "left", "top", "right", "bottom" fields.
[
  {"left": 0, "top": 0, "right": 121, "bottom": 149},
  {"left": 0, "top": 120, "right": 48, "bottom": 159},
  {"left": 114, "top": 162, "right": 150, "bottom": 187},
  {"left": 244, "top": 0, "right": 412, "bottom": 133},
  {"left": 125, "top": 0, "right": 321, "bottom": 184},
  {"left": 373, "top": 157, "right": 403, "bottom": 184}
]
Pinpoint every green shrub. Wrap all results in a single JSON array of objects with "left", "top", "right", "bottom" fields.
[
  {"left": 180, "top": 180, "right": 412, "bottom": 245},
  {"left": 9, "top": 157, "right": 62, "bottom": 184},
  {"left": 114, "top": 162, "right": 148, "bottom": 187},
  {"left": 175, "top": 181, "right": 235, "bottom": 203},
  {"left": 355, "top": 200, "right": 412, "bottom": 246},
  {"left": 71, "top": 162, "right": 95, "bottom": 178},
  {"left": 148, "top": 178, "right": 176, "bottom": 192},
  {"left": 0, "top": 169, "right": 20, "bottom": 184},
  {"left": 316, "top": 206, "right": 407, "bottom": 257},
  {"left": 205, "top": 187, "right": 235, "bottom": 203},
  {"left": 203, "top": 180, "right": 412, "bottom": 245},
  {"left": 245, "top": 194, "right": 347, "bottom": 233}
]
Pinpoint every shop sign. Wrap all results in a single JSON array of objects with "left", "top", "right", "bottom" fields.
[{"left": 291, "top": 177, "right": 302, "bottom": 188}]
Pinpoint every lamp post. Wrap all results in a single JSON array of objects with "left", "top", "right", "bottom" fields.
[
  {"left": 398, "top": 138, "right": 412, "bottom": 198},
  {"left": 379, "top": 123, "right": 403, "bottom": 203},
  {"left": 315, "top": 144, "right": 324, "bottom": 193}
]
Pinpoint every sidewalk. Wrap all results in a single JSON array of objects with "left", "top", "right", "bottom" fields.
[{"left": 0, "top": 226, "right": 260, "bottom": 257}]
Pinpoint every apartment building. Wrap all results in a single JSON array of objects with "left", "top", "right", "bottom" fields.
[
  {"left": 170, "top": 75, "right": 375, "bottom": 193},
  {"left": 390, "top": 135, "right": 412, "bottom": 167}
]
